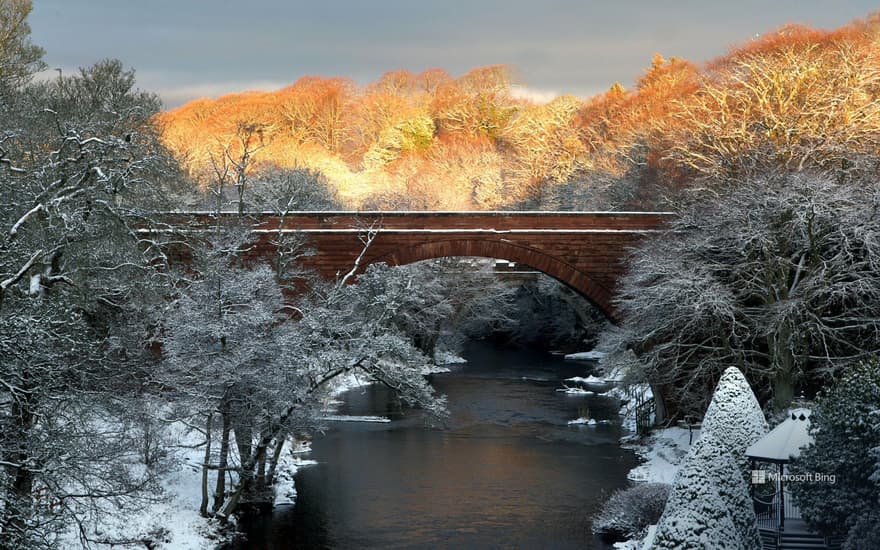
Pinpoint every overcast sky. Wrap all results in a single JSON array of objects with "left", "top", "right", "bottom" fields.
[{"left": 29, "top": 1, "right": 879, "bottom": 109}]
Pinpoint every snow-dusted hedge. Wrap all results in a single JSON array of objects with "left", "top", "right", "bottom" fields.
[
  {"left": 701, "top": 366, "right": 767, "bottom": 477},
  {"left": 592, "top": 482, "right": 671, "bottom": 541}
]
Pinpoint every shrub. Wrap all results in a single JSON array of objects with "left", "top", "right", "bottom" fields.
[{"left": 592, "top": 482, "right": 671, "bottom": 541}]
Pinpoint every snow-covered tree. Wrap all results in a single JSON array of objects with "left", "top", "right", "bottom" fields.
[
  {"left": 0, "top": 53, "right": 175, "bottom": 548},
  {"left": 159, "top": 227, "right": 296, "bottom": 516},
  {"left": 695, "top": 432, "right": 760, "bottom": 547},
  {"left": 609, "top": 173, "right": 880, "bottom": 416},
  {"left": 251, "top": 166, "right": 340, "bottom": 213},
  {"left": 249, "top": 166, "right": 340, "bottom": 279},
  {"left": 354, "top": 260, "right": 517, "bottom": 360},
  {"left": 208, "top": 268, "right": 448, "bottom": 519},
  {"left": 506, "top": 274, "right": 605, "bottom": 350},
  {"left": 652, "top": 446, "right": 744, "bottom": 549},
  {"left": 790, "top": 360, "right": 880, "bottom": 549},
  {"left": 701, "top": 366, "right": 768, "bottom": 477},
  {"left": 158, "top": 225, "right": 449, "bottom": 520},
  {"left": 653, "top": 431, "right": 759, "bottom": 549}
]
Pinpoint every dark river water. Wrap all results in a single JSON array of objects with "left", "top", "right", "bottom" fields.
[{"left": 240, "top": 341, "right": 640, "bottom": 549}]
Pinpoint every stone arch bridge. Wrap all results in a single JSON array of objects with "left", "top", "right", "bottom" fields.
[{"left": 157, "top": 211, "right": 673, "bottom": 320}]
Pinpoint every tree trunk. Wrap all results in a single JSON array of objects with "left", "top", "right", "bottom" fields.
[
  {"left": 768, "top": 331, "right": 796, "bottom": 410},
  {"left": 423, "top": 319, "right": 443, "bottom": 360},
  {"left": 773, "top": 367, "right": 795, "bottom": 410},
  {"left": 233, "top": 421, "right": 252, "bottom": 472},
  {"left": 255, "top": 450, "right": 267, "bottom": 491},
  {"left": 266, "top": 432, "right": 287, "bottom": 486},
  {"left": 0, "top": 397, "right": 35, "bottom": 549},
  {"left": 199, "top": 413, "right": 213, "bottom": 517},
  {"left": 217, "top": 422, "right": 285, "bottom": 520},
  {"left": 213, "top": 407, "right": 231, "bottom": 513}
]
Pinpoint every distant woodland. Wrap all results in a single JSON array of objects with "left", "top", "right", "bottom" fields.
[{"left": 158, "top": 14, "right": 880, "bottom": 211}]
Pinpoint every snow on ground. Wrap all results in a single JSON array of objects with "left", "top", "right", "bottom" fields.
[
  {"left": 567, "top": 417, "right": 611, "bottom": 426},
  {"left": 273, "top": 444, "right": 318, "bottom": 506},
  {"left": 556, "top": 386, "right": 595, "bottom": 395},
  {"left": 55, "top": 371, "right": 375, "bottom": 549},
  {"left": 58, "top": 421, "right": 324, "bottom": 549},
  {"left": 435, "top": 350, "right": 468, "bottom": 365},
  {"left": 564, "top": 350, "right": 606, "bottom": 361},
  {"left": 58, "top": 421, "right": 228, "bottom": 549},
  {"left": 607, "top": 383, "right": 652, "bottom": 433},
  {"left": 52, "top": 356, "right": 457, "bottom": 548},
  {"left": 613, "top": 525, "right": 658, "bottom": 550},
  {"left": 566, "top": 375, "right": 609, "bottom": 385},
  {"left": 421, "top": 364, "right": 451, "bottom": 375},
  {"left": 624, "top": 426, "right": 696, "bottom": 484},
  {"left": 320, "top": 415, "right": 392, "bottom": 423}
]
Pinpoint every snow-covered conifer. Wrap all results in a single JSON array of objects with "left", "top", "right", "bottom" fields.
[
  {"left": 691, "top": 432, "right": 760, "bottom": 548},
  {"left": 652, "top": 453, "right": 743, "bottom": 549},
  {"left": 701, "top": 366, "right": 767, "bottom": 477},
  {"left": 653, "top": 425, "right": 760, "bottom": 549}
]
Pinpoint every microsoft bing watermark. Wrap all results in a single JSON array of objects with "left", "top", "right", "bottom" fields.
[{"left": 751, "top": 470, "right": 836, "bottom": 484}]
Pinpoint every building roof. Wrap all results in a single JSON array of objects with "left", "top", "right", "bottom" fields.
[{"left": 745, "top": 408, "right": 813, "bottom": 463}]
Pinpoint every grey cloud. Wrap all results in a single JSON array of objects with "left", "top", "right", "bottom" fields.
[{"left": 28, "top": 0, "right": 879, "bottom": 108}]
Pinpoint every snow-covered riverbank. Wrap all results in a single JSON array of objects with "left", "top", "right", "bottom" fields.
[
  {"left": 560, "top": 351, "right": 696, "bottom": 550},
  {"left": 624, "top": 427, "right": 696, "bottom": 484}
]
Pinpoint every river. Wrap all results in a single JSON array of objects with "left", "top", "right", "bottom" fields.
[{"left": 240, "top": 341, "right": 640, "bottom": 549}]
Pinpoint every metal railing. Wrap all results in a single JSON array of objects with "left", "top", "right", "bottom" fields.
[
  {"left": 754, "top": 487, "right": 802, "bottom": 529},
  {"left": 635, "top": 395, "right": 655, "bottom": 435}
]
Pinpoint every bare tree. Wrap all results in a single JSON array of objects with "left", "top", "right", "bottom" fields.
[
  {"left": 207, "top": 121, "right": 269, "bottom": 216},
  {"left": 606, "top": 173, "right": 880, "bottom": 417},
  {"left": 0, "top": 0, "right": 44, "bottom": 93},
  {"left": 662, "top": 38, "right": 880, "bottom": 184}
]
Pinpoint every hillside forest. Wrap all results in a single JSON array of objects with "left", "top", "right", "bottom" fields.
[{"left": 158, "top": 15, "right": 880, "bottom": 212}]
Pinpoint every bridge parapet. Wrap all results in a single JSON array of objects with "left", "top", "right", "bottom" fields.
[{"left": 157, "top": 211, "right": 673, "bottom": 232}]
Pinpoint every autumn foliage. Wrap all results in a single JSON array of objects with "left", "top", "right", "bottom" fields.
[{"left": 157, "top": 12, "right": 880, "bottom": 210}]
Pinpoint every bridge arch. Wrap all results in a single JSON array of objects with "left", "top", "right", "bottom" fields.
[
  {"left": 152, "top": 211, "right": 674, "bottom": 323},
  {"left": 363, "top": 238, "right": 618, "bottom": 320}
]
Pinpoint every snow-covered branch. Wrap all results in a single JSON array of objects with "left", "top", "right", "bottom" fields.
[{"left": 337, "top": 217, "right": 382, "bottom": 289}]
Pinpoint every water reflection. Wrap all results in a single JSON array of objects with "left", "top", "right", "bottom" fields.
[{"left": 241, "top": 342, "right": 639, "bottom": 549}]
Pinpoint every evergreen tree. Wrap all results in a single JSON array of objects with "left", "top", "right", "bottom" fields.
[
  {"left": 701, "top": 366, "right": 768, "bottom": 478},
  {"left": 790, "top": 361, "right": 880, "bottom": 548}
]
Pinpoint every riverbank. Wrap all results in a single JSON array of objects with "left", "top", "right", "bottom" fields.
[
  {"left": 63, "top": 347, "right": 640, "bottom": 549},
  {"left": 55, "top": 355, "right": 462, "bottom": 549},
  {"left": 564, "top": 352, "right": 696, "bottom": 549},
  {"left": 611, "top": 422, "right": 696, "bottom": 548}
]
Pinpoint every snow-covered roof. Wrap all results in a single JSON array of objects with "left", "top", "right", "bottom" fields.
[{"left": 745, "top": 408, "right": 813, "bottom": 463}]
